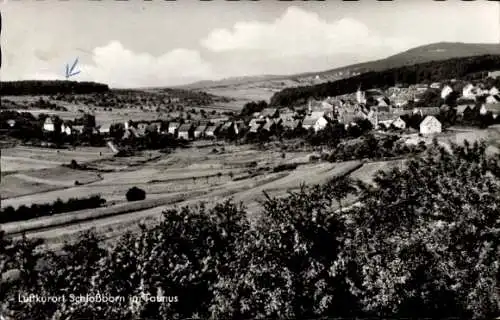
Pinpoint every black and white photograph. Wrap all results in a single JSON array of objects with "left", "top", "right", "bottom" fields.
[{"left": 1, "top": 0, "right": 500, "bottom": 319}]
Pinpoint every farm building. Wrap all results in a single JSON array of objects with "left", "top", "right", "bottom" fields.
[
  {"left": 391, "top": 117, "right": 406, "bottom": 129},
  {"left": 43, "top": 116, "right": 58, "bottom": 132},
  {"left": 441, "top": 85, "right": 453, "bottom": 99},
  {"left": 419, "top": 116, "right": 442, "bottom": 135},
  {"left": 487, "top": 70, "right": 500, "bottom": 79},
  {"left": 136, "top": 122, "right": 148, "bottom": 136},
  {"left": 278, "top": 109, "right": 295, "bottom": 122},
  {"left": 61, "top": 122, "right": 73, "bottom": 135},
  {"left": 420, "top": 107, "right": 441, "bottom": 116},
  {"left": 480, "top": 103, "right": 500, "bottom": 117},
  {"left": 178, "top": 123, "right": 193, "bottom": 140},
  {"left": 462, "top": 83, "right": 475, "bottom": 98},
  {"left": 194, "top": 125, "right": 207, "bottom": 139},
  {"left": 456, "top": 105, "right": 475, "bottom": 116},
  {"left": 205, "top": 125, "right": 219, "bottom": 138},
  {"left": 72, "top": 125, "right": 84, "bottom": 134},
  {"left": 260, "top": 108, "right": 279, "bottom": 118},
  {"left": 249, "top": 119, "right": 263, "bottom": 133},
  {"left": 261, "top": 119, "right": 276, "bottom": 133},
  {"left": 485, "top": 95, "right": 500, "bottom": 104},
  {"left": 430, "top": 82, "right": 441, "bottom": 89},
  {"left": 98, "top": 123, "right": 111, "bottom": 135},
  {"left": 149, "top": 121, "right": 162, "bottom": 133},
  {"left": 219, "top": 121, "right": 237, "bottom": 137},
  {"left": 302, "top": 115, "right": 328, "bottom": 132},
  {"left": 281, "top": 119, "right": 301, "bottom": 131},
  {"left": 168, "top": 122, "right": 180, "bottom": 135}
]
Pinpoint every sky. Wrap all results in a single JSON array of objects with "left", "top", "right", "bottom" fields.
[{"left": 1, "top": 0, "right": 499, "bottom": 88}]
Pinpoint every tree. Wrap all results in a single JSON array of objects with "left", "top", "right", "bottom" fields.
[{"left": 126, "top": 187, "right": 146, "bottom": 201}]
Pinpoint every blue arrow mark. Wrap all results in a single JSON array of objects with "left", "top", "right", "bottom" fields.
[{"left": 65, "top": 57, "right": 81, "bottom": 79}]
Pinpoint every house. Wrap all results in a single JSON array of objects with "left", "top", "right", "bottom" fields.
[
  {"left": 487, "top": 70, "right": 500, "bottom": 79},
  {"left": 260, "top": 108, "right": 279, "bottom": 119},
  {"left": 456, "top": 105, "right": 474, "bottom": 116},
  {"left": 441, "top": 85, "right": 453, "bottom": 99},
  {"left": 6, "top": 119, "right": 16, "bottom": 128},
  {"left": 419, "top": 116, "right": 442, "bottom": 135},
  {"left": 485, "top": 95, "right": 500, "bottom": 104},
  {"left": 377, "top": 113, "right": 397, "bottom": 129},
  {"left": 278, "top": 109, "right": 295, "bottom": 122},
  {"left": 205, "top": 125, "right": 219, "bottom": 138},
  {"left": 234, "top": 120, "right": 246, "bottom": 135},
  {"left": 194, "top": 125, "right": 207, "bottom": 139},
  {"left": 261, "top": 119, "right": 276, "bottom": 133},
  {"left": 98, "top": 123, "right": 111, "bottom": 135},
  {"left": 72, "top": 125, "right": 84, "bottom": 134},
  {"left": 415, "top": 83, "right": 428, "bottom": 92},
  {"left": 43, "top": 117, "right": 57, "bottom": 132},
  {"left": 177, "top": 123, "right": 193, "bottom": 140},
  {"left": 490, "top": 87, "right": 499, "bottom": 96},
  {"left": 430, "top": 82, "right": 441, "bottom": 89},
  {"left": 249, "top": 119, "right": 263, "bottom": 133},
  {"left": 149, "top": 121, "right": 163, "bottom": 133},
  {"left": 391, "top": 116, "right": 406, "bottom": 129},
  {"left": 136, "top": 122, "right": 148, "bottom": 136},
  {"left": 302, "top": 115, "right": 328, "bottom": 132},
  {"left": 219, "top": 121, "right": 237, "bottom": 137},
  {"left": 281, "top": 119, "right": 301, "bottom": 131},
  {"left": 462, "top": 84, "right": 475, "bottom": 99},
  {"left": 168, "top": 122, "right": 180, "bottom": 135},
  {"left": 61, "top": 121, "right": 73, "bottom": 135},
  {"left": 480, "top": 103, "right": 500, "bottom": 117},
  {"left": 420, "top": 107, "right": 441, "bottom": 116}
]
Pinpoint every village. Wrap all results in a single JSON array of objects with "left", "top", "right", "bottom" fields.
[{"left": 3, "top": 73, "right": 500, "bottom": 154}]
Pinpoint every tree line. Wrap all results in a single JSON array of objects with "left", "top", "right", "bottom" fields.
[
  {"left": 270, "top": 54, "right": 500, "bottom": 107},
  {"left": 0, "top": 195, "right": 106, "bottom": 223},
  {"left": 1, "top": 81, "right": 110, "bottom": 96},
  {"left": 1, "top": 140, "right": 498, "bottom": 319}
]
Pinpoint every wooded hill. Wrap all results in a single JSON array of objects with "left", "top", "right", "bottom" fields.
[
  {"left": 1, "top": 80, "right": 110, "bottom": 96},
  {"left": 270, "top": 54, "right": 500, "bottom": 107}
]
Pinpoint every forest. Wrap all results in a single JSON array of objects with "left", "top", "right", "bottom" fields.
[
  {"left": 0, "top": 80, "right": 110, "bottom": 96},
  {"left": 270, "top": 54, "right": 500, "bottom": 107},
  {"left": 1, "top": 140, "right": 499, "bottom": 319}
]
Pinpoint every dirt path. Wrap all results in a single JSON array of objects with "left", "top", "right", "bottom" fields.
[{"left": 14, "top": 173, "right": 78, "bottom": 187}]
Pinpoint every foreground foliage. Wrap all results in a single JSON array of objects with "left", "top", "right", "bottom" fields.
[{"left": 1, "top": 142, "right": 499, "bottom": 319}]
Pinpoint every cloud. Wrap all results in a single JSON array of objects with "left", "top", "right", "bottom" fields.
[
  {"left": 77, "top": 41, "right": 216, "bottom": 88},
  {"left": 201, "top": 6, "right": 418, "bottom": 58}
]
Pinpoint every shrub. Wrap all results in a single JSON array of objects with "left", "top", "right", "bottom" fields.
[
  {"left": 273, "top": 163, "right": 298, "bottom": 173},
  {"left": 126, "top": 187, "right": 146, "bottom": 202}
]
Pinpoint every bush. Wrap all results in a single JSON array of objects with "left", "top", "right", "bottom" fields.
[
  {"left": 273, "top": 163, "right": 298, "bottom": 172},
  {"left": 126, "top": 187, "right": 146, "bottom": 202}
]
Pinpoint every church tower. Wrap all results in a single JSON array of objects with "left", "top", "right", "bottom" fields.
[{"left": 356, "top": 85, "right": 365, "bottom": 104}]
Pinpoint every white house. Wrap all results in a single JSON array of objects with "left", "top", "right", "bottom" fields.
[
  {"left": 302, "top": 115, "right": 328, "bottom": 132},
  {"left": 485, "top": 95, "right": 500, "bottom": 104},
  {"left": 490, "top": 87, "right": 499, "bottom": 96},
  {"left": 462, "top": 84, "right": 475, "bottom": 99},
  {"left": 441, "top": 85, "right": 453, "bottom": 100},
  {"left": 61, "top": 123, "right": 73, "bottom": 135},
  {"left": 43, "top": 117, "right": 56, "bottom": 132},
  {"left": 419, "top": 116, "right": 442, "bottom": 135},
  {"left": 391, "top": 117, "right": 407, "bottom": 129}
]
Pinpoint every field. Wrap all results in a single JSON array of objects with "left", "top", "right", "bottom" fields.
[
  {"left": 0, "top": 140, "right": 405, "bottom": 250},
  {"left": 4, "top": 112, "right": 498, "bottom": 250}
]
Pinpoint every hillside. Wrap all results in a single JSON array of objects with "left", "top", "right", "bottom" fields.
[
  {"left": 305, "top": 42, "right": 500, "bottom": 78},
  {"left": 175, "top": 42, "right": 500, "bottom": 103},
  {"left": 270, "top": 54, "right": 500, "bottom": 107}
]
